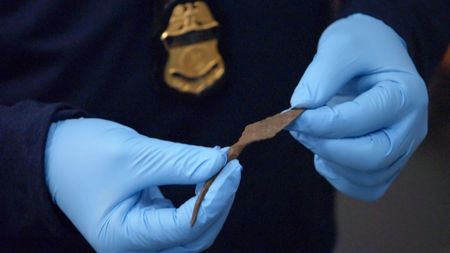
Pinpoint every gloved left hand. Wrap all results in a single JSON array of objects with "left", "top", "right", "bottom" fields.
[
  {"left": 44, "top": 118, "right": 241, "bottom": 253},
  {"left": 287, "top": 14, "right": 428, "bottom": 200}
]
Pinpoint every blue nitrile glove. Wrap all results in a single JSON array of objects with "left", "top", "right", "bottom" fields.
[
  {"left": 44, "top": 118, "right": 242, "bottom": 253},
  {"left": 287, "top": 14, "right": 428, "bottom": 201}
]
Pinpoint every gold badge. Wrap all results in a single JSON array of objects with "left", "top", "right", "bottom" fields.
[{"left": 160, "top": 1, "right": 225, "bottom": 95}]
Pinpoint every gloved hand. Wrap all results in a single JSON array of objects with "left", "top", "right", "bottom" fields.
[
  {"left": 44, "top": 118, "right": 242, "bottom": 253},
  {"left": 287, "top": 14, "right": 428, "bottom": 201}
]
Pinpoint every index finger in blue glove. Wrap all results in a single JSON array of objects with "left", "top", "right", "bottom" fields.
[
  {"left": 117, "top": 136, "right": 228, "bottom": 189},
  {"left": 287, "top": 79, "right": 408, "bottom": 138}
]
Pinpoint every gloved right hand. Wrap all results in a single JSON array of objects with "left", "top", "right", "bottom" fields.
[
  {"left": 287, "top": 14, "right": 427, "bottom": 201},
  {"left": 44, "top": 118, "right": 242, "bottom": 253}
]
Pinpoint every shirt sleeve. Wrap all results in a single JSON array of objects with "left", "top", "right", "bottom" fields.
[
  {"left": 341, "top": 0, "right": 450, "bottom": 80},
  {"left": 0, "top": 100, "right": 94, "bottom": 252}
]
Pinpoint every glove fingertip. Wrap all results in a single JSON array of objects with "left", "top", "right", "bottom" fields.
[
  {"left": 206, "top": 148, "right": 228, "bottom": 173},
  {"left": 290, "top": 83, "right": 313, "bottom": 108},
  {"left": 220, "top": 146, "right": 231, "bottom": 158},
  {"left": 186, "top": 148, "right": 227, "bottom": 184},
  {"left": 285, "top": 109, "right": 318, "bottom": 135},
  {"left": 211, "top": 145, "right": 229, "bottom": 165},
  {"left": 215, "top": 146, "right": 229, "bottom": 163}
]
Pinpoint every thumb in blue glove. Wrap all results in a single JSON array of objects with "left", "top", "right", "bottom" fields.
[
  {"left": 287, "top": 14, "right": 428, "bottom": 201},
  {"left": 45, "top": 118, "right": 242, "bottom": 252}
]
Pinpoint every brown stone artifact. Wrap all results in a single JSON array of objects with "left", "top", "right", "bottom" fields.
[{"left": 191, "top": 108, "right": 305, "bottom": 226}]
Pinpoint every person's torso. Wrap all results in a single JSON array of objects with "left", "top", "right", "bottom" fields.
[{"left": 0, "top": 1, "right": 335, "bottom": 252}]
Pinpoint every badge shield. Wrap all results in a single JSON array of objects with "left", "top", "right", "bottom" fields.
[{"left": 160, "top": 1, "right": 225, "bottom": 95}]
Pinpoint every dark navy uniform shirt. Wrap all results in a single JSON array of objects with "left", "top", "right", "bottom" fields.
[{"left": 0, "top": 1, "right": 448, "bottom": 252}]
